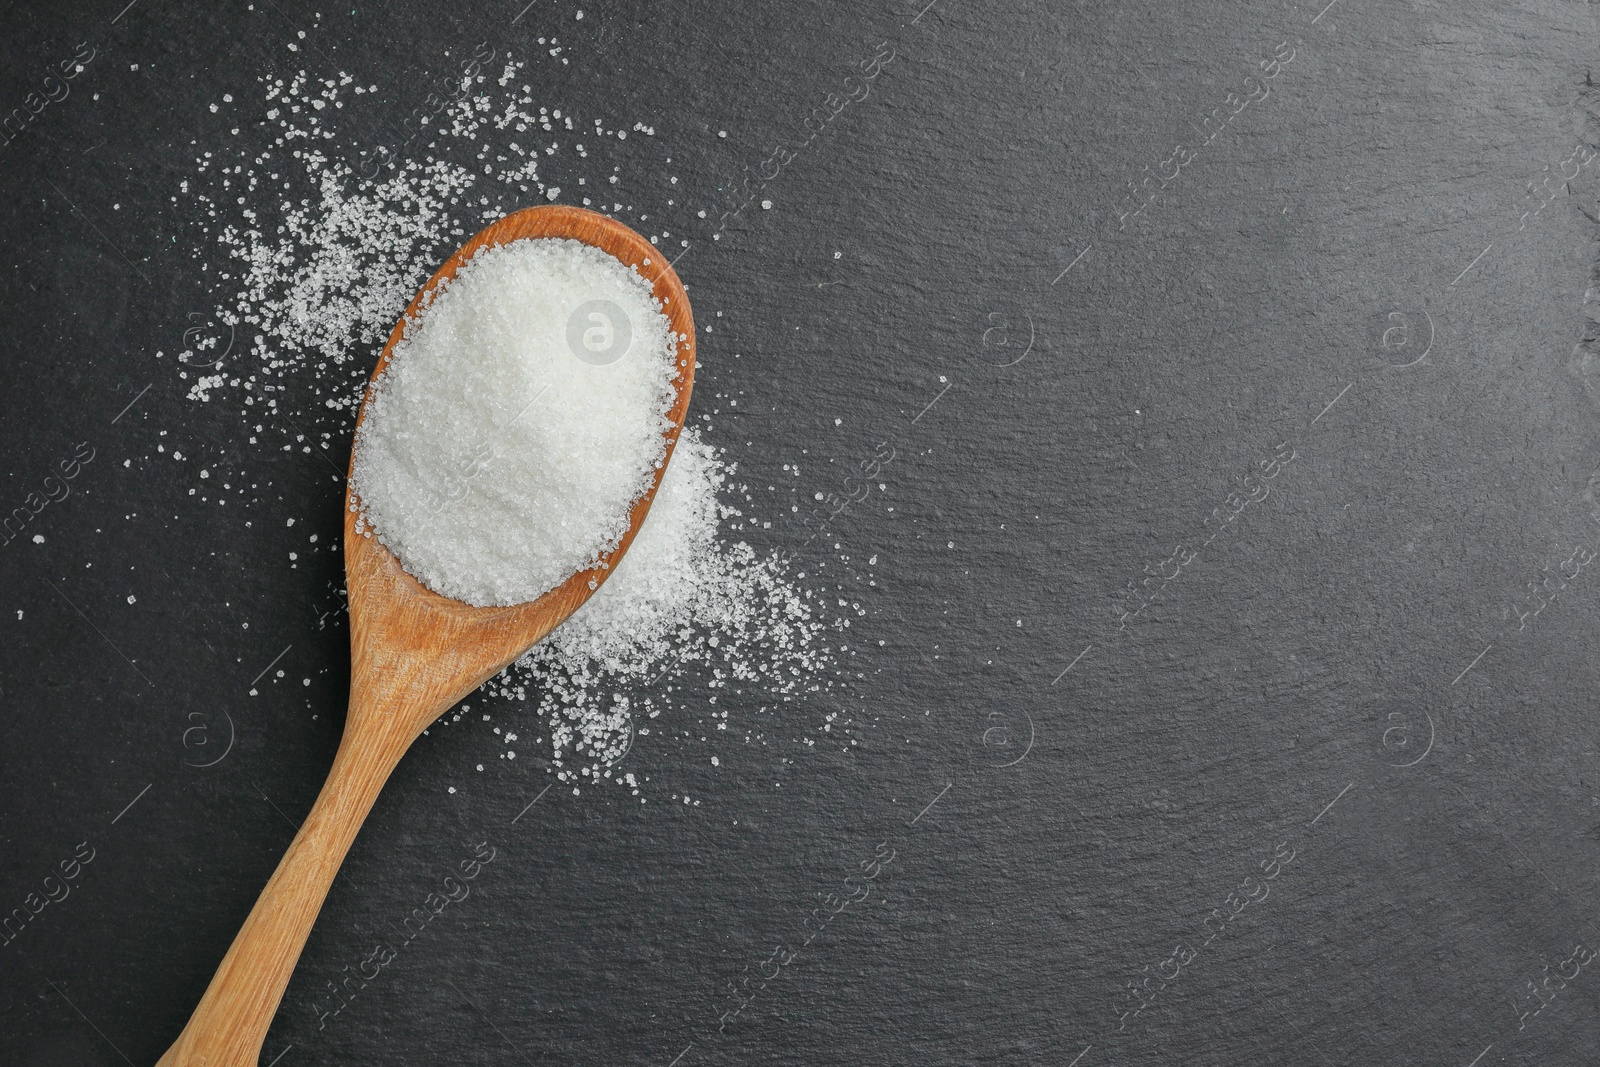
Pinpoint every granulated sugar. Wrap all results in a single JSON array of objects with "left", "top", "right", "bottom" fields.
[
  {"left": 351, "top": 238, "right": 678, "bottom": 606},
  {"left": 177, "top": 49, "right": 843, "bottom": 794}
]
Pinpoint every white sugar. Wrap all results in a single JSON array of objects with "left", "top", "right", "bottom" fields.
[
  {"left": 179, "top": 55, "right": 841, "bottom": 797},
  {"left": 351, "top": 238, "right": 677, "bottom": 606}
]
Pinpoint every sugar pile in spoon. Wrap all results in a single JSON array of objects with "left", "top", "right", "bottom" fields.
[{"left": 351, "top": 236, "right": 679, "bottom": 607}]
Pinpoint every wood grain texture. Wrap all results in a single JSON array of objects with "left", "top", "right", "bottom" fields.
[{"left": 156, "top": 205, "right": 695, "bottom": 1067}]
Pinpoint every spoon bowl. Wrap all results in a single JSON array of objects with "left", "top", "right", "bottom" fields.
[{"left": 157, "top": 205, "right": 695, "bottom": 1067}]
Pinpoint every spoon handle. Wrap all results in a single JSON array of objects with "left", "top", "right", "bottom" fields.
[{"left": 156, "top": 726, "right": 401, "bottom": 1067}]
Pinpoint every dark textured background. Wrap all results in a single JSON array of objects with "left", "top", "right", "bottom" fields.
[{"left": 4, "top": 0, "right": 1600, "bottom": 1064}]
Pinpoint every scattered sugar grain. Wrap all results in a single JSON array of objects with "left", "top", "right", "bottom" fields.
[{"left": 495, "top": 427, "right": 835, "bottom": 784}]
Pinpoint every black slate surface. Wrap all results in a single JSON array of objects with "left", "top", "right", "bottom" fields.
[{"left": 4, "top": 1, "right": 1600, "bottom": 1064}]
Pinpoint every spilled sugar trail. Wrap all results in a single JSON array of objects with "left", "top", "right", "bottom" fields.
[
  {"left": 486, "top": 431, "right": 833, "bottom": 797},
  {"left": 177, "top": 50, "right": 844, "bottom": 799}
]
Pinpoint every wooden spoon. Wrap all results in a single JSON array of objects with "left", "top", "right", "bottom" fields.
[{"left": 156, "top": 205, "right": 695, "bottom": 1067}]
